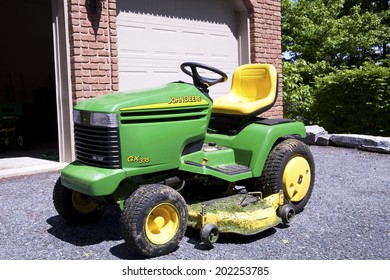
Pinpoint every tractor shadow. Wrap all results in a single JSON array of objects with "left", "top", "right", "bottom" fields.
[
  {"left": 47, "top": 207, "right": 283, "bottom": 260},
  {"left": 46, "top": 206, "right": 122, "bottom": 246},
  {"left": 46, "top": 206, "right": 149, "bottom": 260}
]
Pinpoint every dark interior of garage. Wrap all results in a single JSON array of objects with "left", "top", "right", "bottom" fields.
[{"left": 0, "top": 0, "right": 58, "bottom": 160}]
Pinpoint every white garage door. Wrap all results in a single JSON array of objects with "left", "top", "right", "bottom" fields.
[{"left": 117, "top": 0, "right": 244, "bottom": 98}]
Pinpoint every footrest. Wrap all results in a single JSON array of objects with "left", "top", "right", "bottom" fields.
[{"left": 213, "top": 164, "right": 251, "bottom": 175}]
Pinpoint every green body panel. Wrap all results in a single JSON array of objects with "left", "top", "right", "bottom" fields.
[
  {"left": 206, "top": 121, "right": 306, "bottom": 176},
  {"left": 61, "top": 162, "right": 126, "bottom": 196},
  {"left": 74, "top": 82, "right": 206, "bottom": 113},
  {"left": 179, "top": 121, "right": 306, "bottom": 181},
  {"left": 180, "top": 147, "right": 252, "bottom": 182},
  {"left": 77, "top": 82, "right": 212, "bottom": 173},
  {"left": 61, "top": 81, "right": 306, "bottom": 201},
  {"left": 62, "top": 82, "right": 213, "bottom": 196}
]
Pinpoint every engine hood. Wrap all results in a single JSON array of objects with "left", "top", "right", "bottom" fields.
[{"left": 74, "top": 82, "right": 211, "bottom": 113}]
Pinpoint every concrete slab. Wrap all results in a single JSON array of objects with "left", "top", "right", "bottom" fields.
[{"left": 0, "top": 157, "right": 67, "bottom": 179}]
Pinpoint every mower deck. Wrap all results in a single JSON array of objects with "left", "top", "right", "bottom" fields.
[{"left": 187, "top": 192, "right": 283, "bottom": 235}]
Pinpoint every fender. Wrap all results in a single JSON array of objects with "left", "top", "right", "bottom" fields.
[{"left": 205, "top": 120, "right": 306, "bottom": 177}]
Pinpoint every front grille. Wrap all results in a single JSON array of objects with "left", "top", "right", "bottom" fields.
[{"left": 74, "top": 124, "right": 121, "bottom": 168}]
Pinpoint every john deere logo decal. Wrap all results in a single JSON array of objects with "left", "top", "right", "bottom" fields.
[{"left": 168, "top": 95, "right": 202, "bottom": 104}]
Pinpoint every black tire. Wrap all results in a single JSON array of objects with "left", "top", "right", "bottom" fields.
[
  {"left": 53, "top": 178, "right": 103, "bottom": 224},
  {"left": 120, "top": 184, "right": 188, "bottom": 257},
  {"left": 278, "top": 204, "right": 296, "bottom": 225},
  {"left": 251, "top": 139, "right": 315, "bottom": 213},
  {"left": 200, "top": 223, "right": 219, "bottom": 245},
  {"left": 16, "top": 119, "right": 31, "bottom": 150},
  {"left": 17, "top": 133, "right": 30, "bottom": 150}
]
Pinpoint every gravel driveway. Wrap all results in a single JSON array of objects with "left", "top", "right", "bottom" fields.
[{"left": 0, "top": 146, "right": 389, "bottom": 260}]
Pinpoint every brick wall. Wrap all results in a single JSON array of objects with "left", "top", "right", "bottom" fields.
[
  {"left": 67, "top": 0, "right": 282, "bottom": 117},
  {"left": 68, "top": 0, "right": 118, "bottom": 105},
  {"left": 245, "top": 0, "right": 283, "bottom": 118}
]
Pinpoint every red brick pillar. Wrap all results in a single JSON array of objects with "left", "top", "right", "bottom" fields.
[
  {"left": 68, "top": 0, "right": 119, "bottom": 105},
  {"left": 245, "top": 0, "right": 283, "bottom": 118}
]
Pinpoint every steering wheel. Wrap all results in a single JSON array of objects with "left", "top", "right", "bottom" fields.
[{"left": 181, "top": 62, "right": 228, "bottom": 92}]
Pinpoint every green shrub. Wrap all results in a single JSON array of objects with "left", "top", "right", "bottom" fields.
[
  {"left": 283, "top": 60, "right": 332, "bottom": 123},
  {"left": 314, "top": 62, "right": 390, "bottom": 136}
]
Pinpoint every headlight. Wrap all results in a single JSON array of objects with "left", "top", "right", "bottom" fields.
[
  {"left": 73, "top": 110, "right": 118, "bottom": 128},
  {"left": 90, "top": 112, "right": 118, "bottom": 127}
]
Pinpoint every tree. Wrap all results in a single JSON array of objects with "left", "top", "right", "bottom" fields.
[
  {"left": 282, "top": 0, "right": 390, "bottom": 135},
  {"left": 282, "top": 0, "right": 390, "bottom": 68}
]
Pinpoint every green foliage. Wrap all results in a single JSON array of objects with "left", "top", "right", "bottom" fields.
[
  {"left": 282, "top": 0, "right": 390, "bottom": 67},
  {"left": 282, "top": 0, "right": 390, "bottom": 136},
  {"left": 283, "top": 60, "right": 333, "bottom": 123},
  {"left": 314, "top": 61, "right": 390, "bottom": 136}
]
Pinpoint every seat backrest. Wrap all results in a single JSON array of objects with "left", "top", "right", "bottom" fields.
[
  {"left": 232, "top": 64, "right": 274, "bottom": 101},
  {"left": 212, "top": 64, "right": 278, "bottom": 116}
]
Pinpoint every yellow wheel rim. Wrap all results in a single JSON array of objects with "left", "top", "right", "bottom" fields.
[
  {"left": 145, "top": 203, "right": 180, "bottom": 245},
  {"left": 282, "top": 156, "right": 311, "bottom": 202},
  {"left": 71, "top": 191, "right": 99, "bottom": 214}
]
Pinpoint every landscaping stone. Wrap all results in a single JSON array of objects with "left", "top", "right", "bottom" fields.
[
  {"left": 304, "top": 125, "right": 390, "bottom": 154},
  {"left": 304, "top": 125, "right": 328, "bottom": 145},
  {"left": 330, "top": 134, "right": 390, "bottom": 149},
  {"left": 316, "top": 133, "right": 332, "bottom": 146},
  {"left": 359, "top": 145, "right": 390, "bottom": 154}
]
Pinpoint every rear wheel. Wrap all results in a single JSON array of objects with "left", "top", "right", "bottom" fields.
[
  {"left": 120, "top": 184, "right": 188, "bottom": 257},
  {"left": 53, "top": 178, "right": 103, "bottom": 224},
  {"left": 251, "top": 139, "right": 315, "bottom": 213}
]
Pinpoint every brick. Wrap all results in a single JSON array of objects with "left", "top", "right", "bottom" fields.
[
  {"left": 89, "top": 42, "right": 104, "bottom": 50},
  {"left": 112, "top": 84, "right": 119, "bottom": 91},
  {"left": 108, "top": 2, "right": 116, "bottom": 10},
  {"left": 99, "top": 64, "right": 110, "bottom": 70},
  {"left": 98, "top": 50, "right": 110, "bottom": 56},
  {"left": 99, "top": 77, "right": 111, "bottom": 84},
  {"left": 71, "top": 19, "right": 80, "bottom": 26},
  {"left": 72, "top": 26, "right": 82, "bottom": 34},
  {"left": 97, "top": 36, "right": 109, "bottom": 43},
  {"left": 91, "top": 57, "right": 107, "bottom": 64},
  {"left": 83, "top": 63, "right": 99, "bottom": 70},
  {"left": 86, "top": 34, "right": 97, "bottom": 42},
  {"left": 99, "top": 22, "right": 108, "bottom": 29},
  {"left": 81, "top": 49, "right": 97, "bottom": 56},
  {"left": 109, "top": 9, "right": 116, "bottom": 17},
  {"left": 72, "top": 56, "right": 89, "bottom": 63},
  {"left": 111, "top": 64, "right": 118, "bottom": 71},
  {"left": 109, "top": 36, "right": 117, "bottom": 43},
  {"left": 84, "top": 77, "right": 100, "bottom": 84},
  {"left": 74, "top": 84, "right": 83, "bottom": 91}
]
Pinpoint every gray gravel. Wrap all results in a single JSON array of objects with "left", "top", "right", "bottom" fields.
[{"left": 0, "top": 146, "right": 389, "bottom": 260}]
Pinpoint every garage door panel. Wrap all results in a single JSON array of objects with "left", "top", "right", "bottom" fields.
[{"left": 117, "top": 0, "right": 240, "bottom": 98}]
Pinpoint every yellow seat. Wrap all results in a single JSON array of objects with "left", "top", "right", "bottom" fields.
[{"left": 212, "top": 64, "right": 278, "bottom": 116}]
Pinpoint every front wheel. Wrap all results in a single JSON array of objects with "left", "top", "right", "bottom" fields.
[
  {"left": 53, "top": 178, "right": 104, "bottom": 224},
  {"left": 252, "top": 139, "right": 315, "bottom": 213},
  {"left": 120, "top": 184, "right": 188, "bottom": 257}
]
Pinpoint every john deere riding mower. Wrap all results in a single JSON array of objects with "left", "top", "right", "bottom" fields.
[{"left": 53, "top": 62, "right": 315, "bottom": 257}]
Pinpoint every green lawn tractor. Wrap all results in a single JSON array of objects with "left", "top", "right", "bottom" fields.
[{"left": 53, "top": 62, "right": 315, "bottom": 257}]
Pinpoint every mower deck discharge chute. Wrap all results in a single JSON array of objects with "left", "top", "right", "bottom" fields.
[{"left": 53, "top": 62, "right": 315, "bottom": 257}]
